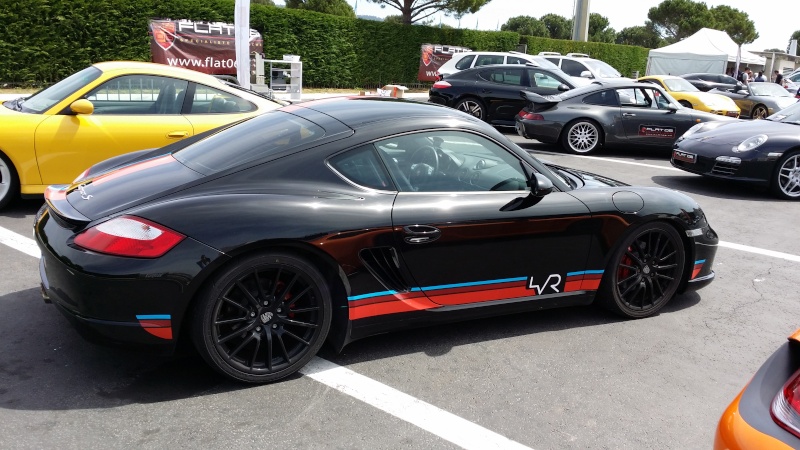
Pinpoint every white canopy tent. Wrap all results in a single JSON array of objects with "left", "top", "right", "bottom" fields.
[{"left": 645, "top": 28, "right": 766, "bottom": 76}]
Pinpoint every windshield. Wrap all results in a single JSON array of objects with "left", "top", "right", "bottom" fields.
[
  {"left": 19, "top": 66, "right": 101, "bottom": 114},
  {"left": 663, "top": 78, "right": 699, "bottom": 92},
  {"left": 583, "top": 59, "right": 622, "bottom": 78},
  {"left": 768, "top": 101, "right": 800, "bottom": 123},
  {"left": 173, "top": 111, "right": 326, "bottom": 175},
  {"left": 750, "top": 82, "right": 792, "bottom": 97}
]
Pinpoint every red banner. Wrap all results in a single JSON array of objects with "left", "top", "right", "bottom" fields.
[
  {"left": 417, "top": 44, "right": 472, "bottom": 81},
  {"left": 149, "top": 19, "right": 263, "bottom": 75}
]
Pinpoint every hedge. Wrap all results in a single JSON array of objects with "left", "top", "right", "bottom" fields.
[{"left": 0, "top": 0, "right": 648, "bottom": 87}]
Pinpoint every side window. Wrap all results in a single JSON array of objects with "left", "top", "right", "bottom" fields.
[
  {"left": 561, "top": 60, "right": 588, "bottom": 77},
  {"left": 474, "top": 55, "right": 504, "bottom": 67},
  {"left": 617, "top": 88, "right": 652, "bottom": 107},
  {"left": 374, "top": 131, "right": 529, "bottom": 193},
  {"left": 328, "top": 145, "right": 394, "bottom": 191},
  {"left": 506, "top": 56, "right": 527, "bottom": 65},
  {"left": 583, "top": 90, "right": 619, "bottom": 106},
  {"left": 483, "top": 68, "right": 524, "bottom": 86},
  {"left": 84, "top": 76, "right": 188, "bottom": 115},
  {"left": 545, "top": 57, "right": 560, "bottom": 66},
  {"left": 189, "top": 85, "right": 256, "bottom": 114},
  {"left": 647, "top": 88, "right": 673, "bottom": 109},
  {"left": 454, "top": 55, "right": 476, "bottom": 70},
  {"left": 527, "top": 69, "right": 566, "bottom": 89},
  {"left": 698, "top": 74, "right": 715, "bottom": 82}
]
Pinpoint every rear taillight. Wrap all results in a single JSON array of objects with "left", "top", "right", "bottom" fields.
[
  {"left": 74, "top": 216, "right": 185, "bottom": 258},
  {"left": 432, "top": 81, "right": 451, "bottom": 89},
  {"left": 519, "top": 111, "right": 544, "bottom": 120},
  {"left": 771, "top": 367, "right": 800, "bottom": 438}
]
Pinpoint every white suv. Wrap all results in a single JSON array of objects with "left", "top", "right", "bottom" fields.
[
  {"left": 436, "top": 51, "right": 560, "bottom": 80},
  {"left": 539, "top": 52, "right": 627, "bottom": 81}
]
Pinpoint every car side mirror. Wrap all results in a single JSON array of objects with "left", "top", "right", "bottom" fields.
[
  {"left": 667, "top": 105, "right": 678, "bottom": 113},
  {"left": 530, "top": 173, "right": 554, "bottom": 197},
  {"left": 580, "top": 71, "right": 593, "bottom": 79},
  {"left": 70, "top": 99, "right": 94, "bottom": 115},
  {"left": 558, "top": 83, "right": 571, "bottom": 92}
]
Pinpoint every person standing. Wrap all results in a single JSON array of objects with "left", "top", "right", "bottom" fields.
[
  {"left": 741, "top": 67, "right": 752, "bottom": 85},
  {"left": 774, "top": 70, "right": 784, "bottom": 84},
  {"left": 754, "top": 71, "right": 767, "bottom": 82}
]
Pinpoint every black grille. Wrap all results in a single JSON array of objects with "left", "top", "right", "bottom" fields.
[
  {"left": 359, "top": 247, "right": 410, "bottom": 293},
  {"left": 711, "top": 161, "right": 739, "bottom": 176}
]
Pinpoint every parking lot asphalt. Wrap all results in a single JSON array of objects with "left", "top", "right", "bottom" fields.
[{"left": 1, "top": 131, "right": 798, "bottom": 449}]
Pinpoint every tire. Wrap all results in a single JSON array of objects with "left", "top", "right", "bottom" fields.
[
  {"left": 455, "top": 97, "right": 486, "bottom": 121},
  {"left": 751, "top": 105, "right": 768, "bottom": 120},
  {"left": 678, "top": 100, "right": 693, "bottom": 109},
  {"left": 192, "top": 252, "right": 332, "bottom": 383},
  {"left": 598, "top": 222, "right": 685, "bottom": 319},
  {"left": 0, "top": 153, "right": 19, "bottom": 210},
  {"left": 770, "top": 152, "right": 800, "bottom": 200},
  {"left": 561, "top": 119, "right": 602, "bottom": 154}
]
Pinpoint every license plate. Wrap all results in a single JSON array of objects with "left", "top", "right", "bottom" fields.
[{"left": 673, "top": 149, "right": 696, "bottom": 163}]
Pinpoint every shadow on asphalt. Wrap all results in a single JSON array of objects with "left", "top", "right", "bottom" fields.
[
  {"left": 651, "top": 175, "right": 774, "bottom": 201},
  {"left": 0, "top": 285, "right": 701, "bottom": 410}
]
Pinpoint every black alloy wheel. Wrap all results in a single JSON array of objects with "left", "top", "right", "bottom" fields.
[
  {"left": 193, "top": 252, "right": 332, "bottom": 383},
  {"left": 751, "top": 105, "right": 768, "bottom": 120},
  {"left": 455, "top": 97, "right": 486, "bottom": 121},
  {"left": 771, "top": 152, "right": 800, "bottom": 200},
  {"left": 599, "top": 222, "right": 685, "bottom": 318}
]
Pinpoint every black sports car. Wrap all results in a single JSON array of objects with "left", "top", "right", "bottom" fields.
[
  {"left": 515, "top": 80, "right": 735, "bottom": 154},
  {"left": 428, "top": 64, "right": 575, "bottom": 126},
  {"left": 671, "top": 101, "right": 800, "bottom": 199},
  {"left": 680, "top": 73, "right": 744, "bottom": 93},
  {"left": 35, "top": 97, "right": 718, "bottom": 383}
]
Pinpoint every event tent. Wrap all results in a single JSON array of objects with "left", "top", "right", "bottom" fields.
[{"left": 645, "top": 28, "right": 766, "bottom": 76}]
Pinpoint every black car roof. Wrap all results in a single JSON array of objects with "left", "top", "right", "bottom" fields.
[{"left": 291, "top": 96, "right": 483, "bottom": 129}]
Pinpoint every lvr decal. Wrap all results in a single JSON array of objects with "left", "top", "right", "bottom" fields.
[{"left": 527, "top": 274, "right": 562, "bottom": 295}]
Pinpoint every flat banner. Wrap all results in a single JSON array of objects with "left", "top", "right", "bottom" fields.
[
  {"left": 417, "top": 44, "right": 472, "bottom": 81},
  {"left": 149, "top": 19, "right": 263, "bottom": 75}
]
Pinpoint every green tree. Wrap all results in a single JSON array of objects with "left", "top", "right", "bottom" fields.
[
  {"left": 500, "top": 15, "right": 548, "bottom": 37},
  {"left": 366, "top": 0, "right": 492, "bottom": 25},
  {"left": 791, "top": 30, "right": 800, "bottom": 55},
  {"left": 540, "top": 13, "right": 571, "bottom": 40},
  {"left": 648, "top": 0, "right": 713, "bottom": 43},
  {"left": 709, "top": 5, "right": 757, "bottom": 45},
  {"left": 588, "top": 13, "right": 615, "bottom": 43},
  {"left": 285, "top": 0, "right": 355, "bottom": 17},
  {"left": 616, "top": 24, "right": 663, "bottom": 48},
  {"left": 252, "top": 0, "right": 275, "bottom": 5}
]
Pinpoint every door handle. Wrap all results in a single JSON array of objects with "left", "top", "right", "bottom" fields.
[
  {"left": 403, "top": 225, "right": 441, "bottom": 244},
  {"left": 167, "top": 131, "right": 189, "bottom": 139},
  {"left": 622, "top": 113, "right": 636, "bottom": 117}
]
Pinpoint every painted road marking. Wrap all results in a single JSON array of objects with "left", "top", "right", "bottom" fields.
[
  {"left": 301, "top": 358, "right": 531, "bottom": 450},
  {"left": 718, "top": 241, "right": 800, "bottom": 263},
  {"left": 0, "top": 224, "right": 531, "bottom": 450},
  {"left": 529, "top": 149, "right": 683, "bottom": 172}
]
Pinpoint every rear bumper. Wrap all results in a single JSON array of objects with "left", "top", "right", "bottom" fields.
[{"left": 515, "top": 118, "right": 562, "bottom": 144}]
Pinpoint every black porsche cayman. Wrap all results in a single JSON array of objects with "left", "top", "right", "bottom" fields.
[
  {"left": 671, "top": 101, "right": 800, "bottom": 199},
  {"left": 35, "top": 97, "right": 718, "bottom": 383}
]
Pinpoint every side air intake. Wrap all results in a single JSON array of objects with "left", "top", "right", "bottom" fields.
[{"left": 359, "top": 247, "right": 410, "bottom": 293}]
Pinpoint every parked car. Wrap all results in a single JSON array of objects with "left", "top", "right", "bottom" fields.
[
  {"left": 681, "top": 73, "right": 744, "bottom": 92},
  {"left": 671, "top": 101, "right": 800, "bottom": 199},
  {"left": 435, "top": 51, "right": 560, "bottom": 80},
  {"left": 0, "top": 61, "right": 284, "bottom": 209},
  {"left": 35, "top": 97, "right": 718, "bottom": 384},
  {"left": 714, "top": 328, "right": 800, "bottom": 449},
  {"left": 515, "top": 80, "right": 734, "bottom": 154},
  {"left": 637, "top": 75, "right": 740, "bottom": 117},
  {"left": 429, "top": 64, "right": 575, "bottom": 126},
  {"left": 782, "top": 71, "right": 800, "bottom": 94},
  {"left": 711, "top": 82, "right": 797, "bottom": 119},
  {"left": 539, "top": 52, "right": 627, "bottom": 82}
]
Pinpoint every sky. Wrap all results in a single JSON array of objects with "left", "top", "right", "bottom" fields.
[{"left": 274, "top": 0, "right": 796, "bottom": 52}]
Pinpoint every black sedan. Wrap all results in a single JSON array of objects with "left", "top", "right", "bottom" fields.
[
  {"left": 35, "top": 97, "right": 718, "bottom": 383},
  {"left": 681, "top": 73, "right": 744, "bottom": 93},
  {"left": 515, "top": 81, "right": 734, "bottom": 154},
  {"left": 428, "top": 64, "right": 575, "bottom": 126},
  {"left": 671, "top": 101, "right": 800, "bottom": 199}
]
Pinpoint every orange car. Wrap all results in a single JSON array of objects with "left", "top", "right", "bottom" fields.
[{"left": 715, "top": 329, "right": 800, "bottom": 449}]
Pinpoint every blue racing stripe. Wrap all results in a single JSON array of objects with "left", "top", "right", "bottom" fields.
[
  {"left": 136, "top": 314, "right": 171, "bottom": 320},
  {"left": 566, "top": 270, "right": 605, "bottom": 276},
  {"left": 418, "top": 276, "right": 528, "bottom": 292},
  {"left": 694, "top": 259, "right": 706, "bottom": 265},
  {"left": 348, "top": 290, "right": 398, "bottom": 301}
]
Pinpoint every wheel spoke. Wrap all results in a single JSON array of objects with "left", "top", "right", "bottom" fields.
[
  {"left": 278, "top": 273, "right": 299, "bottom": 302},
  {"left": 618, "top": 272, "right": 639, "bottom": 286},
  {"left": 283, "top": 329, "right": 311, "bottom": 346},
  {"left": 654, "top": 263, "right": 678, "bottom": 270},
  {"left": 276, "top": 333, "right": 292, "bottom": 363},
  {"left": 265, "top": 328, "right": 273, "bottom": 372},
  {"left": 285, "top": 286, "right": 311, "bottom": 308},
  {"left": 215, "top": 316, "right": 249, "bottom": 326},
  {"left": 222, "top": 296, "right": 249, "bottom": 312},
  {"left": 281, "top": 318, "right": 318, "bottom": 328},
  {"left": 218, "top": 328, "right": 245, "bottom": 345},
  {"left": 289, "top": 306, "right": 319, "bottom": 314},
  {"left": 228, "top": 333, "right": 254, "bottom": 359},
  {"left": 254, "top": 269, "right": 268, "bottom": 303},
  {"left": 235, "top": 280, "right": 260, "bottom": 309},
  {"left": 657, "top": 250, "right": 676, "bottom": 262},
  {"left": 625, "top": 250, "right": 644, "bottom": 265},
  {"left": 619, "top": 279, "right": 640, "bottom": 297},
  {"left": 269, "top": 267, "right": 283, "bottom": 298},
  {"left": 249, "top": 334, "right": 261, "bottom": 370}
]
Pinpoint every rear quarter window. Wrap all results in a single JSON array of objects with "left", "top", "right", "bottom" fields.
[
  {"left": 454, "top": 55, "right": 476, "bottom": 70},
  {"left": 583, "top": 90, "right": 619, "bottom": 106}
]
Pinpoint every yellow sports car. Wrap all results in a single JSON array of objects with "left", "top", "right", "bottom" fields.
[
  {"left": 0, "top": 61, "right": 283, "bottom": 208},
  {"left": 638, "top": 75, "right": 740, "bottom": 118}
]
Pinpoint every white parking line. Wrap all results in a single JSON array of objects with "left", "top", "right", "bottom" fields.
[
  {"left": 529, "top": 150, "right": 683, "bottom": 172},
  {"left": 719, "top": 241, "right": 800, "bottom": 263},
  {"left": 0, "top": 224, "right": 531, "bottom": 450},
  {"left": 301, "top": 358, "right": 531, "bottom": 450}
]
